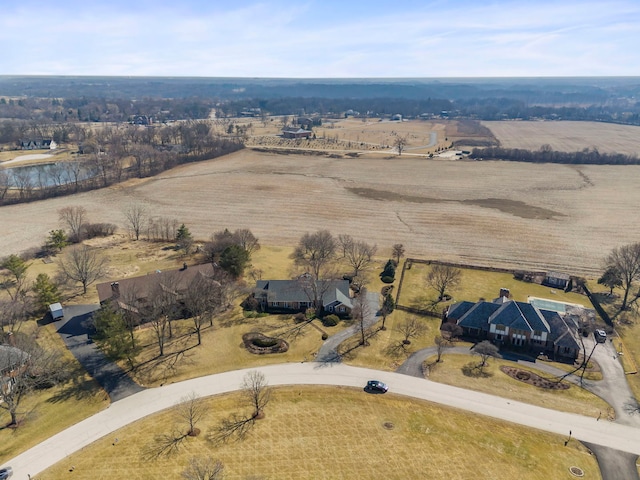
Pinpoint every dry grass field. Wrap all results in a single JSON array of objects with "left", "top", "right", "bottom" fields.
[
  {"left": 483, "top": 121, "right": 640, "bottom": 156},
  {"left": 3, "top": 147, "right": 640, "bottom": 277},
  {"left": 423, "top": 355, "right": 610, "bottom": 418},
  {"left": 0, "top": 322, "right": 108, "bottom": 465},
  {"left": 39, "top": 386, "right": 600, "bottom": 480}
]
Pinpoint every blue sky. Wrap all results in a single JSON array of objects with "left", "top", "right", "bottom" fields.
[{"left": 1, "top": 0, "right": 639, "bottom": 77}]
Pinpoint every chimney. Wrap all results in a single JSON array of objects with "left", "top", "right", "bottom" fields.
[
  {"left": 7, "top": 331, "right": 15, "bottom": 346},
  {"left": 111, "top": 282, "right": 120, "bottom": 298},
  {"left": 183, "top": 262, "right": 188, "bottom": 270},
  {"left": 499, "top": 288, "right": 510, "bottom": 299}
]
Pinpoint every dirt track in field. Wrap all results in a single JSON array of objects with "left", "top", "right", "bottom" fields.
[
  {"left": 484, "top": 121, "right": 640, "bottom": 156},
  {"left": 2, "top": 148, "right": 639, "bottom": 276}
]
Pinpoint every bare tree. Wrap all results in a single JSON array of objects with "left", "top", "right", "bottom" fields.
[
  {"left": 242, "top": 370, "right": 271, "bottom": 419},
  {"left": 184, "top": 274, "right": 222, "bottom": 345},
  {"left": 0, "top": 333, "right": 70, "bottom": 426},
  {"left": 292, "top": 230, "right": 337, "bottom": 280},
  {"left": 353, "top": 289, "right": 373, "bottom": 346},
  {"left": 211, "top": 370, "right": 271, "bottom": 444},
  {"left": 339, "top": 235, "right": 377, "bottom": 277},
  {"left": 380, "top": 293, "right": 395, "bottom": 330},
  {"left": 426, "top": 264, "right": 462, "bottom": 301},
  {"left": 123, "top": 203, "right": 148, "bottom": 240},
  {"left": 440, "top": 322, "right": 463, "bottom": 340},
  {"left": 396, "top": 317, "right": 427, "bottom": 347},
  {"left": 233, "top": 228, "right": 260, "bottom": 255},
  {"left": 472, "top": 340, "right": 500, "bottom": 374},
  {"left": 435, "top": 335, "right": 452, "bottom": 362},
  {"left": 58, "top": 205, "right": 88, "bottom": 242},
  {"left": 292, "top": 230, "right": 337, "bottom": 310},
  {"left": 182, "top": 457, "right": 225, "bottom": 480},
  {"left": 393, "top": 134, "right": 408, "bottom": 155},
  {"left": 177, "top": 392, "right": 206, "bottom": 436},
  {"left": 0, "top": 170, "right": 11, "bottom": 201},
  {"left": 604, "top": 243, "right": 640, "bottom": 310},
  {"left": 392, "top": 244, "right": 405, "bottom": 265},
  {"left": 58, "top": 245, "right": 108, "bottom": 294}
]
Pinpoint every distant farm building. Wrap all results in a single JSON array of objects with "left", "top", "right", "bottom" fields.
[{"left": 281, "top": 127, "right": 312, "bottom": 139}]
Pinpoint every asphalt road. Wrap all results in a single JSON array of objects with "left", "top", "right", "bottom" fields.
[
  {"left": 53, "top": 304, "right": 145, "bottom": 402},
  {"left": 3, "top": 362, "right": 640, "bottom": 479}
]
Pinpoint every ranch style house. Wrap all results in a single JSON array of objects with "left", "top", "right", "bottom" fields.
[
  {"left": 253, "top": 278, "right": 353, "bottom": 316},
  {"left": 96, "top": 263, "right": 217, "bottom": 315},
  {"left": 444, "top": 290, "right": 582, "bottom": 360}
]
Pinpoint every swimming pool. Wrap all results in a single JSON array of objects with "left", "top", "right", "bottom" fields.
[{"left": 528, "top": 296, "right": 584, "bottom": 313}]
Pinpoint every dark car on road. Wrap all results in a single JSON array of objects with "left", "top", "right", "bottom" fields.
[
  {"left": 365, "top": 380, "right": 388, "bottom": 393},
  {"left": 0, "top": 466, "right": 13, "bottom": 479}
]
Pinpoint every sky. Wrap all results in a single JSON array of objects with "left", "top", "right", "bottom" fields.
[{"left": 1, "top": 0, "right": 639, "bottom": 77}]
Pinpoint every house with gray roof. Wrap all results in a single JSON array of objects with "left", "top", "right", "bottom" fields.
[
  {"left": 254, "top": 278, "right": 353, "bottom": 316},
  {"left": 446, "top": 291, "right": 580, "bottom": 360}
]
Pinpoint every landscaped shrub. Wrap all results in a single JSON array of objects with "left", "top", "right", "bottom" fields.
[
  {"left": 380, "top": 259, "right": 396, "bottom": 282},
  {"left": 322, "top": 314, "right": 339, "bottom": 327},
  {"left": 82, "top": 223, "right": 117, "bottom": 239},
  {"left": 381, "top": 276, "right": 395, "bottom": 284},
  {"left": 321, "top": 333, "right": 329, "bottom": 340},
  {"left": 242, "top": 332, "right": 289, "bottom": 354},
  {"left": 252, "top": 336, "right": 278, "bottom": 348},
  {"left": 294, "top": 312, "right": 307, "bottom": 323}
]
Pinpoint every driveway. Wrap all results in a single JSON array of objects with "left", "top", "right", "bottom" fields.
[
  {"left": 316, "top": 290, "right": 380, "bottom": 362},
  {"left": 3, "top": 362, "right": 640, "bottom": 479},
  {"left": 53, "top": 304, "right": 145, "bottom": 402}
]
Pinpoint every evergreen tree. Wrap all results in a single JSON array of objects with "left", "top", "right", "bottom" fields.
[
  {"left": 219, "top": 245, "right": 250, "bottom": 278},
  {"left": 176, "top": 224, "right": 194, "bottom": 254},
  {"left": 32, "top": 273, "right": 61, "bottom": 314}
]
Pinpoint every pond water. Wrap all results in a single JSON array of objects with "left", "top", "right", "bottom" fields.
[{"left": 3, "top": 162, "right": 93, "bottom": 187}]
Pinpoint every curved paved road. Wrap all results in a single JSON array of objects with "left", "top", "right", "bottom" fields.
[{"left": 3, "top": 362, "right": 640, "bottom": 479}]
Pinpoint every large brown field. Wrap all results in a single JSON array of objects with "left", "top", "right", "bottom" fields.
[
  {"left": 2, "top": 146, "right": 640, "bottom": 276},
  {"left": 483, "top": 120, "right": 640, "bottom": 156}
]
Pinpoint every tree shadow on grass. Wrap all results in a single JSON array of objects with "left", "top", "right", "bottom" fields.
[
  {"left": 461, "top": 362, "right": 493, "bottom": 378},
  {"left": 46, "top": 370, "right": 106, "bottom": 404}
]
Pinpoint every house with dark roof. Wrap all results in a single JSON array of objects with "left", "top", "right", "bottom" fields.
[
  {"left": 20, "top": 138, "right": 56, "bottom": 150},
  {"left": 254, "top": 278, "right": 353, "bottom": 316},
  {"left": 96, "top": 263, "right": 218, "bottom": 315},
  {"left": 445, "top": 291, "right": 581, "bottom": 360},
  {"left": 281, "top": 127, "right": 312, "bottom": 139}
]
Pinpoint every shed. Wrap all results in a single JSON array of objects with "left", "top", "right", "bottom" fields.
[{"left": 49, "top": 303, "right": 64, "bottom": 320}]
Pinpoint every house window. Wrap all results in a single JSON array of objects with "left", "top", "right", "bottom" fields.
[
  {"left": 495, "top": 334, "right": 503, "bottom": 340},
  {"left": 534, "top": 330, "right": 542, "bottom": 337},
  {"left": 339, "top": 307, "right": 345, "bottom": 312},
  {"left": 496, "top": 324, "right": 505, "bottom": 331}
]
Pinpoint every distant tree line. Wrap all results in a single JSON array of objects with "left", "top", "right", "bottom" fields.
[
  {"left": 470, "top": 145, "right": 640, "bottom": 165},
  {"left": 0, "top": 121, "right": 244, "bottom": 205},
  {"left": 0, "top": 96, "right": 214, "bottom": 122}
]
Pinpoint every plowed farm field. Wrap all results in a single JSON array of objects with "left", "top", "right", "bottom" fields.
[
  {"left": 483, "top": 120, "right": 640, "bottom": 156},
  {"left": 2, "top": 148, "right": 640, "bottom": 276}
]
